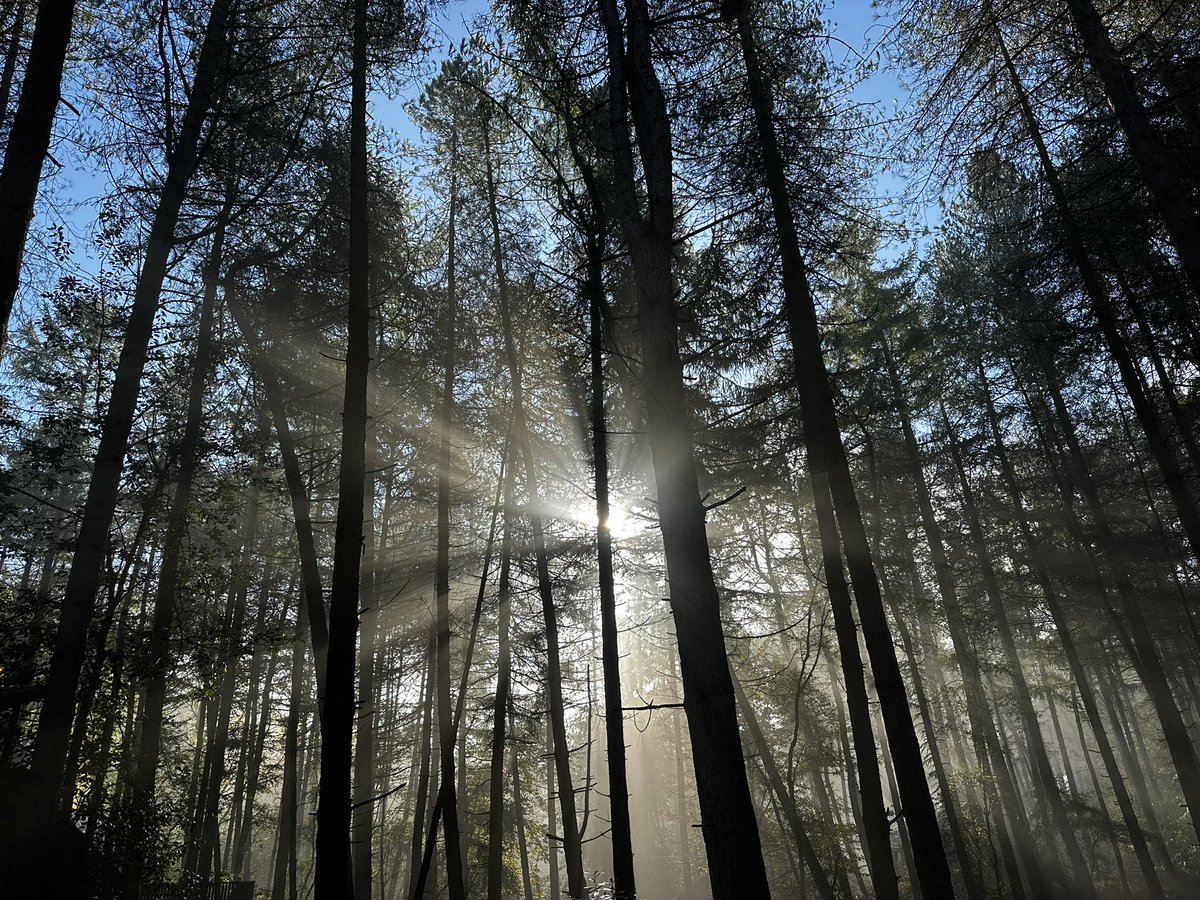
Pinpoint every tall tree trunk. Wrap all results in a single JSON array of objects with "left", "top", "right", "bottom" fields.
[
  {"left": 134, "top": 215, "right": 228, "bottom": 814},
  {"left": 407, "top": 639, "right": 436, "bottom": 900},
  {"left": 584, "top": 221, "right": 636, "bottom": 899},
  {"left": 1032, "top": 363, "right": 1200, "bottom": 847},
  {"left": 16, "top": 1, "right": 231, "bottom": 883},
  {"left": 272, "top": 637, "right": 301, "bottom": 900},
  {"left": 0, "top": 0, "right": 76, "bottom": 358},
  {"left": 1062, "top": 0, "right": 1200, "bottom": 303},
  {"left": 0, "top": 3, "right": 26, "bottom": 135},
  {"left": 730, "top": 671, "right": 838, "bottom": 900},
  {"left": 353, "top": 318, "right": 389, "bottom": 900},
  {"left": 483, "top": 118, "right": 587, "bottom": 900},
  {"left": 995, "top": 23, "right": 1200, "bottom": 565},
  {"left": 596, "top": 1, "right": 771, "bottom": 894},
  {"left": 486, "top": 434, "right": 518, "bottom": 900},
  {"left": 193, "top": 499, "right": 262, "bottom": 885},
  {"left": 434, "top": 162, "right": 467, "bottom": 900},
  {"left": 894, "top": 613, "right": 984, "bottom": 900},
  {"left": 229, "top": 293, "right": 330, "bottom": 692},
  {"left": 731, "top": 9, "right": 953, "bottom": 896},
  {"left": 883, "top": 340, "right": 1044, "bottom": 900},
  {"left": 510, "top": 711, "right": 535, "bottom": 900},
  {"left": 314, "top": 0, "right": 371, "bottom": 891}
]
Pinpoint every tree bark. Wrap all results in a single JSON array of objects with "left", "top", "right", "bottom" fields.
[
  {"left": 483, "top": 116, "right": 587, "bottom": 899},
  {"left": 730, "top": 670, "right": 839, "bottom": 900},
  {"left": 585, "top": 220, "right": 636, "bottom": 899},
  {"left": 979, "top": 365, "right": 1164, "bottom": 898},
  {"left": 939, "top": 404, "right": 1096, "bottom": 897}
]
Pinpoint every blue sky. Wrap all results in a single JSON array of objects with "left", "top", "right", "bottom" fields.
[{"left": 23, "top": 0, "right": 925, "bottom": 330}]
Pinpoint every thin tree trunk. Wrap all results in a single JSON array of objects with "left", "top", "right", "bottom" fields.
[
  {"left": 884, "top": 339, "right": 1043, "bottom": 900},
  {"left": 730, "top": 671, "right": 838, "bottom": 900},
  {"left": 996, "top": 22, "right": 1200, "bottom": 565},
  {"left": 1034, "top": 364, "right": 1200, "bottom": 848},
  {"left": 434, "top": 160, "right": 467, "bottom": 900},
  {"left": 584, "top": 218, "right": 636, "bottom": 899},
  {"left": 483, "top": 119, "right": 586, "bottom": 900},
  {"left": 939, "top": 404, "right": 1096, "bottom": 896},
  {"left": 980, "top": 365, "right": 1165, "bottom": 897},
  {"left": 486, "top": 432, "right": 518, "bottom": 900},
  {"left": 229, "top": 293, "right": 330, "bottom": 692},
  {"left": 0, "top": 3, "right": 26, "bottom": 135},
  {"left": 510, "top": 712, "right": 535, "bottom": 900},
  {"left": 407, "top": 641, "right": 435, "bottom": 900}
]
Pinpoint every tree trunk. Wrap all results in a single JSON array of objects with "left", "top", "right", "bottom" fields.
[
  {"left": 939, "top": 404, "right": 1097, "bottom": 896},
  {"left": 980, "top": 365, "right": 1165, "bottom": 897},
  {"left": 0, "top": 3, "right": 26, "bottom": 135},
  {"left": 135, "top": 217, "right": 228, "bottom": 816},
  {"left": 483, "top": 118, "right": 587, "bottom": 900},
  {"left": 597, "top": 1, "right": 771, "bottom": 894},
  {"left": 730, "top": 671, "right": 838, "bottom": 900},
  {"left": 731, "top": 9, "right": 953, "bottom": 896},
  {"left": 487, "top": 435, "right": 518, "bottom": 900},
  {"left": 314, "top": 0, "right": 371, "bottom": 891},
  {"left": 584, "top": 220, "right": 637, "bottom": 899},
  {"left": 1062, "top": 0, "right": 1200, "bottom": 303},
  {"left": 1033, "top": 364, "right": 1200, "bottom": 847},
  {"left": 434, "top": 161, "right": 467, "bottom": 900},
  {"left": 229, "top": 293, "right": 330, "bottom": 692},
  {"left": 0, "top": 0, "right": 76, "bottom": 358},
  {"left": 995, "top": 22, "right": 1200, "bottom": 565},
  {"left": 883, "top": 340, "right": 1044, "bottom": 900},
  {"left": 407, "top": 639, "right": 435, "bottom": 900},
  {"left": 17, "top": 1, "right": 231, "bottom": 882}
]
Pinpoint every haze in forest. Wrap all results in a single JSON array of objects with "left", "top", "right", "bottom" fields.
[{"left": 0, "top": 1, "right": 1198, "bottom": 900}]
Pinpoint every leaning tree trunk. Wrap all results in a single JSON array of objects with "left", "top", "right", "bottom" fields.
[
  {"left": 134, "top": 214, "right": 228, "bottom": 809},
  {"left": 995, "top": 23, "right": 1200, "bottom": 567},
  {"left": 1062, "top": 0, "right": 1200, "bottom": 304},
  {"left": 0, "top": 3, "right": 27, "bottom": 134},
  {"left": 314, "top": 0, "right": 371, "bottom": 892},
  {"left": 15, "top": 2, "right": 231, "bottom": 886},
  {"left": 730, "top": 671, "right": 838, "bottom": 900},
  {"left": 884, "top": 339, "right": 1045, "bottom": 900},
  {"left": 596, "top": 1, "right": 771, "bottom": 895},
  {"left": 229, "top": 291, "right": 330, "bottom": 692},
  {"left": 485, "top": 440, "right": 518, "bottom": 900},
  {"left": 1032, "top": 355, "right": 1200, "bottom": 848},
  {"left": 0, "top": 0, "right": 76, "bottom": 359},
  {"left": 730, "top": 9, "right": 954, "bottom": 897}
]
